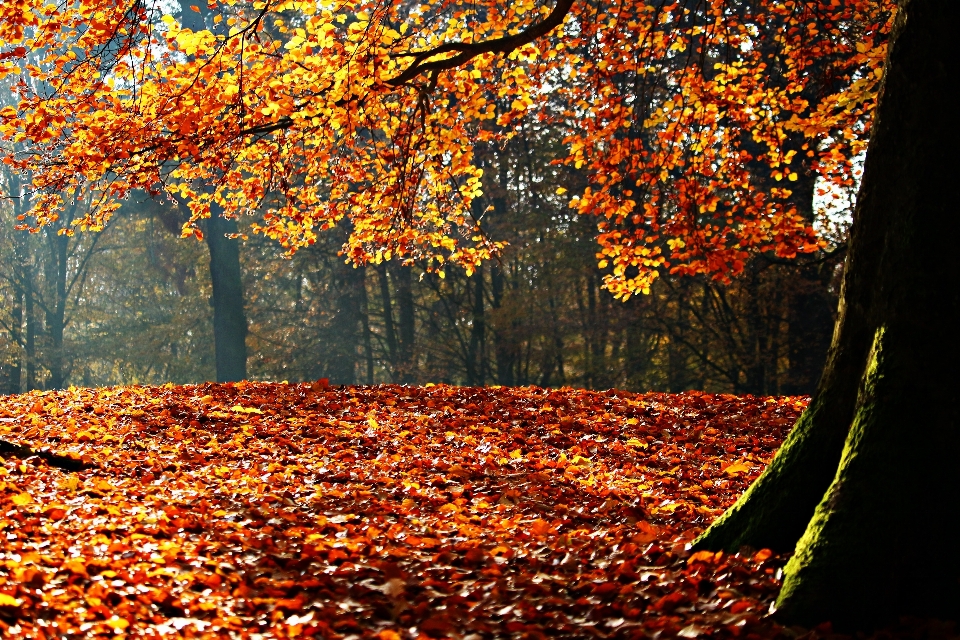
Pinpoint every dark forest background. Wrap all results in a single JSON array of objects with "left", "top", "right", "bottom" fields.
[{"left": 0, "top": 124, "right": 847, "bottom": 396}]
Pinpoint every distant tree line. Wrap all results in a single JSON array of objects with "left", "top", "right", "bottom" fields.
[{"left": 0, "top": 120, "right": 845, "bottom": 396}]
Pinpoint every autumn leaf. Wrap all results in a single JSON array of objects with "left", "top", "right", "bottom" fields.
[
  {"left": 0, "top": 593, "right": 22, "bottom": 607},
  {"left": 723, "top": 461, "right": 752, "bottom": 476},
  {"left": 0, "top": 0, "right": 888, "bottom": 296},
  {"left": 0, "top": 382, "right": 810, "bottom": 637},
  {"left": 105, "top": 617, "right": 130, "bottom": 631},
  {"left": 11, "top": 492, "right": 32, "bottom": 506}
]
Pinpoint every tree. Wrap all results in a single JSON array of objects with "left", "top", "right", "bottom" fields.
[
  {"left": 3, "top": 0, "right": 950, "bottom": 628},
  {"left": 694, "top": 0, "right": 959, "bottom": 628},
  {"left": 177, "top": 2, "right": 249, "bottom": 383},
  {"left": 0, "top": 0, "right": 885, "bottom": 278}
]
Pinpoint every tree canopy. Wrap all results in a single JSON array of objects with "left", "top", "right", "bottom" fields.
[{"left": 1, "top": 0, "right": 889, "bottom": 295}]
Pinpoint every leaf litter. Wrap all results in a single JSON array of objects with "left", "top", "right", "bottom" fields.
[{"left": 0, "top": 382, "right": 818, "bottom": 638}]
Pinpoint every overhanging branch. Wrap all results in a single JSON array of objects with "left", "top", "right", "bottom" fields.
[{"left": 386, "top": 0, "right": 576, "bottom": 87}]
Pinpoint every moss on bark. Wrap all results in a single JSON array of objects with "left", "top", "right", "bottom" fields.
[{"left": 696, "top": 0, "right": 960, "bottom": 627}]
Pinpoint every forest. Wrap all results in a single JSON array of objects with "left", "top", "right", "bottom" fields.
[
  {"left": 1, "top": 0, "right": 958, "bottom": 637},
  {"left": 1, "top": 142, "right": 845, "bottom": 396}
]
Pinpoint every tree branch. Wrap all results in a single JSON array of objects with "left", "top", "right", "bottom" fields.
[
  {"left": 0, "top": 432, "right": 92, "bottom": 471},
  {"left": 386, "top": 0, "right": 576, "bottom": 87}
]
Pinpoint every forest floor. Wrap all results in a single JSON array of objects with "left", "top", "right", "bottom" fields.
[{"left": 0, "top": 383, "right": 952, "bottom": 639}]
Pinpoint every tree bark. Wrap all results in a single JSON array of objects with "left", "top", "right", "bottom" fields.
[
  {"left": 490, "top": 261, "right": 516, "bottom": 386},
  {"left": 782, "top": 163, "right": 836, "bottom": 396},
  {"left": 205, "top": 205, "right": 248, "bottom": 383},
  {"left": 44, "top": 229, "right": 69, "bottom": 389},
  {"left": 376, "top": 264, "right": 399, "bottom": 379},
  {"left": 358, "top": 267, "right": 375, "bottom": 385},
  {"left": 696, "top": 0, "right": 960, "bottom": 628},
  {"left": 8, "top": 232, "right": 26, "bottom": 394},
  {"left": 324, "top": 258, "right": 363, "bottom": 384},
  {"left": 174, "top": 4, "right": 248, "bottom": 383},
  {"left": 24, "top": 243, "right": 37, "bottom": 391},
  {"left": 466, "top": 265, "right": 486, "bottom": 385},
  {"left": 393, "top": 264, "right": 416, "bottom": 383}
]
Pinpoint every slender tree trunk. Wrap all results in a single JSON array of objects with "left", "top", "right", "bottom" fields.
[
  {"left": 10, "top": 176, "right": 35, "bottom": 391},
  {"left": 359, "top": 267, "right": 375, "bottom": 385},
  {"left": 782, "top": 167, "right": 836, "bottom": 396},
  {"left": 624, "top": 296, "right": 649, "bottom": 390},
  {"left": 44, "top": 230, "right": 69, "bottom": 389},
  {"left": 585, "top": 273, "right": 597, "bottom": 387},
  {"left": 466, "top": 265, "right": 486, "bottom": 385},
  {"left": 695, "top": 282, "right": 710, "bottom": 390},
  {"left": 667, "top": 281, "right": 688, "bottom": 392},
  {"left": 697, "top": 0, "right": 960, "bottom": 627},
  {"left": 742, "top": 264, "right": 768, "bottom": 394},
  {"left": 24, "top": 251, "right": 37, "bottom": 391},
  {"left": 490, "top": 262, "right": 516, "bottom": 386},
  {"left": 9, "top": 234, "right": 25, "bottom": 394},
  {"left": 4, "top": 294, "right": 23, "bottom": 395},
  {"left": 205, "top": 206, "right": 247, "bottom": 382},
  {"left": 324, "top": 259, "right": 363, "bottom": 384},
  {"left": 394, "top": 264, "right": 416, "bottom": 383},
  {"left": 376, "top": 264, "right": 399, "bottom": 379}
]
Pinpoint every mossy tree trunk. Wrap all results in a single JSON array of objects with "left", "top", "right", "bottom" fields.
[{"left": 695, "top": 0, "right": 959, "bottom": 628}]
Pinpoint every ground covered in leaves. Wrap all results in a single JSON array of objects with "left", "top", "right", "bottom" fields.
[{"left": 0, "top": 383, "right": 815, "bottom": 638}]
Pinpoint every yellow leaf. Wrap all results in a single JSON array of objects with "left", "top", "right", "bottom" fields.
[
  {"left": 0, "top": 593, "right": 21, "bottom": 606},
  {"left": 509, "top": 449, "right": 522, "bottom": 459},
  {"left": 231, "top": 405, "right": 263, "bottom": 414},
  {"left": 723, "top": 461, "right": 752, "bottom": 476},
  {"left": 12, "top": 492, "right": 32, "bottom": 506},
  {"left": 106, "top": 617, "right": 130, "bottom": 630}
]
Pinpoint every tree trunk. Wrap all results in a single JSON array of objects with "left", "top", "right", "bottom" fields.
[
  {"left": 10, "top": 179, "right": 38, "bottom": 391},
  {"left": 376, "top": 264, "right": 399, "bottom": 379},
  {"left": 466, "top": 265, "right": 486, "bottom": 385},
  {"left": 782, "top": 166, "right": 836, "bottom": 396},
  {"left": 324, "top": 259, "right": 363, "bottom": 384},
  {"left": 205, "top": 206, "right": 247, "bottom": 382},
  {"left": 782, "top": 262, "right": 835, "bottom": 395},
  {"left": 358, "top": 267, "right": 375, "bottom": 385},
  {"left": 490, "top": 262, "right": 516, "bottom": 386},
  {"left": 696, "top": 0, "right": 960, "bottom": 628},
  {"left": 24, "top": 250, "right": 37, "bottom": 391},
  {"left": 44, "top": 229, "right": 69, "bottom": 389},
  {"left": 667, "top": 281, "right": 689, "bottom": 392},
  {"left": 8, "top": 232, "right": 26, "bottom": 394},
  {"left": 393, "top": 264, "right": 416, "bottom": 383},
  {"left": 177, "top": 3, "right": 247, "bottom": 383}
]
